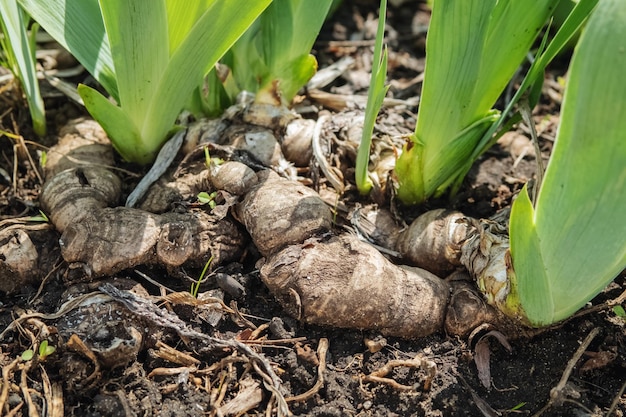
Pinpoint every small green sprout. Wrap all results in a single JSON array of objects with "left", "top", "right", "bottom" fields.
[
  {"left": 27, "top": 210, "right": 48, "bottom": 222},
  {"left": 38, "top": 339, "right": 55, "bottom": 359},
  {"left": 204, "top": 146, "right": 211, "bottom": 168},
  {"left": 204, "top": 146, "right": 223, "bottom": 168},
  {"left": 190, "top": 255, "right": 213, "bottom": 298},
  {"left": 510, "top": 402, "right": 527, "bottom": 411},
  {"left": 21, "top": 340, "right": 56, "bottom": 361},
  {"left": 197, "top": 191, "right": 217, "bottom": 209},
  {"left": 39, "top": 149, "right": 47, "bottom": 168},
  {"left": 613, "top": 305, "right": 626, "bottom": 319}
]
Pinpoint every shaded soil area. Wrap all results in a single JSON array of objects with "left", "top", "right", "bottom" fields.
[{"left": 0, "top": 1, "right": 624, "bottom": 416}]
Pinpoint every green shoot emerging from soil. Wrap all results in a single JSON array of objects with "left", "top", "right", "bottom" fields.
[
  {"left": 0, "top": 0, "right": 45, "bottom": 135},
  {"left": 355, "top": 0, "right": 389, "bottom": 195},
  {"left": 18, "top": 0, "right": 271, "bottom": 163},
  {"left": 191, "top": 256, "right": 214, "bottom": 298}
]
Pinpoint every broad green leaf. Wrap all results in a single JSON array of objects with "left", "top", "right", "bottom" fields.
[
  {"left": 98, "top": 0, "right": 169, "bottom": 129},
  {"left": 261, "top": 0, "right": 331, "bottom": 67},
  {"left": 165, "top": 0, "right": 213, "bottom": 53},
  {"left": 18, "top": 0, "right": 117, "bottom": 100},
  {"left": 510, "top": 0, "right": 626, "bottom": 326},
  {"left": 206, "top": 0, "right": 333, "bottom": 111},
  {"left": 224, "top": 26, "right": 266, "bottom": 94},
  {"left": 509, "top": 185, "right": 552, "bottom": 325},
  {"left": 78, "top": 84, "right": 144, "bottom": 162},
  {"left": 459, "top": 0, "right": 599, "bottom": 197},
  {"left": 141, "top": 0, "right": 271, "bottom": 150},
  {"left": 256, "top": 0, "right": 334, "bottom": 104},
  {"left": 0, "top": 0, "right": 45, "bottom": 135},
  {"left": 395, "top": 0, "right": 558, "bottom": 205}
]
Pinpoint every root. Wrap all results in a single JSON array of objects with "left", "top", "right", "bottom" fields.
[
  {"left": 12, "top": 113, "right": 524, "bottom": 341},
  {"left": 259, "top": 234, "right": 450, "bottom": 338},
  {"left": 285, "top": 338, "right": 329, "bottom": 403},
  {"left": 236, "top": 169, "right": 333, "bottom": 257},
  {"left": 38, "top": 119, "right": 246, "bottom": 277}
]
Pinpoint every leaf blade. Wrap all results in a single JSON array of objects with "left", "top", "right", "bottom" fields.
[
  {"left": 511, "top": 0, "right": 626, "bottom": 324},
  {"left": 0, "top": 0, "right": 46, "bottom": 134},
  {"left": 18, "top": 0, "right": 118, "bottom": 99},
  {"left": 98, "top": 0, "right": 169, "bottom": 127},
  {"left": 142, "top": 0, "right": 271, "bottom": 146}
]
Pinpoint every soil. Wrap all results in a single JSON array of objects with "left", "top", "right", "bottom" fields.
[{"left": 0, "top": 1, "right": 624, "bottom": 416}]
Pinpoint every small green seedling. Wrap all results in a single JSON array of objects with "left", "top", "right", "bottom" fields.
[
  {"left": 190, "top": 255, "right": 213, "bottom": 298},
  {"left": 27, "top": 210, "right": 48, "bottom": 222},
  {"left": 39, "top": 149, "right": 47, "bottom": 168},
  {"left": 21, "top": 349, "right": 34, "bottom": 361},
  {"left": 38, "top": 339, "right": 55, "bottom": 359},
  {"left": 510, "top": 402, "right": 527, "bottom": 411},
  {"left": 21, "top": 339, "right": 56, "bottom": 361},
  {"left": 612, "top": 305, "right": 625, "bottom": 319},
  {"left": 204, "top": 146, "right": 223, "bottom": 168},
  {"left": 197, "top": 191, "right": 217, "bottom": 209}
]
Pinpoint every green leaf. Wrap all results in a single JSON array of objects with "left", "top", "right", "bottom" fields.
[
  {"left": 38, "top": 340, "right": 55, "bottom": 358},
  {"left": 165, "top": 0, "right": 213, "bottom": 53},
  {"left": 203, "top": 0, "right": 333, "bottom": 111},
  {"left": 257, "top": 53, "right": 319, "bottom": 105},
  {"left": 141, "top": 0, "right": 272, "bottom": 159},
  {"left": 509, "top": 185, "right": 552, "bottom": 325},
  {"left": 356, "top": 0, "right": 388, "bottom": 195},
  {"left": 510, "top": 402, "right": 527, "bottom": 411},
  {"left": 510, "top": 0, "right": 626, "bottom": 326},
  {"left": 21, "top": 349, "right": 34, "bottom": 361},
  {"left": 98, "top": 0, "right": 169, "bottom": 129},
  {"left": 78, "top": 84, "right": 146, "bottom": 162},
  {"left": 18, "top": 0, "right": 118, "bottom": 100},
  {"left": 394, "top": 0, "right": 559, "bottom": 205},
  {"left": 0, "top": 0, "right": 46, "bottom": 135}
]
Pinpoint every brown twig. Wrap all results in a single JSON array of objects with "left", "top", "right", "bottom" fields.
[
  {"left": 242, "top": 337, "right": 308, "bottom": 346},
  {"left": 605, "top": 379, "right": 626, "bottom": 417},
  {"left": 532, "top": 327, "right": 599, "bottom": 417}
]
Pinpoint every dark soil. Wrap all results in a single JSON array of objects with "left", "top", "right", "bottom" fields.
[{"left": 0, "top": 1, "right": 624, "bottom": 416}]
